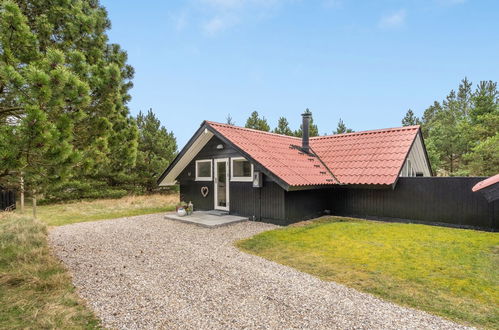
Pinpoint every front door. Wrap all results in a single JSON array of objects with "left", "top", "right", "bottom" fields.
[{"left": 214, "top": 158, "right": 229, "bottom": 211}]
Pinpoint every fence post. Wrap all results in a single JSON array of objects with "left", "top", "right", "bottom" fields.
[{"left": 20, "top": 174, "right": 24, "bottom": 213}]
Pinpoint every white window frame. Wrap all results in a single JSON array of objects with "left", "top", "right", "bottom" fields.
[
  {"left": 230, "top": 157, "right": 254, "bottom": 182},
  {"left": 195, "top": 159, "right": 212, "bottom": 181}
]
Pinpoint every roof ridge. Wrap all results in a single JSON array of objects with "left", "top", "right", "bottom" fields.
[
  {"left": 311, "top": 125, "right": 420, "bottom": 140},
  {"left": 207, "top": 120, "right": 419, "bottom": 140},
  {"left": 206, "top": 121, "right": 301, "bottom": 139}
]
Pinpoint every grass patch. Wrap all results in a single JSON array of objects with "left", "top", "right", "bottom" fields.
[
  {"left": 20, "top": 194, "right": 179, "bottom": 226},
  {"left": 237, "top": 216, "right": 499, "bottom": 329},
  {"left": 0, "top": 213, "right": 100, "bottom": 328}
]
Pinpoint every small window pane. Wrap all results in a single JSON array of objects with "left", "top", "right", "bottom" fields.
[
  {"left": 233, "top": 159, "right": 251, "bottom": 177},
  {"left": 197, "top": 161, "right": 211, "bottom": 178}
]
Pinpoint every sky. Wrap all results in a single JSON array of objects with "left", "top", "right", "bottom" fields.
[{"left": 101, "top": 0, "right": 499, "bottom": 146}]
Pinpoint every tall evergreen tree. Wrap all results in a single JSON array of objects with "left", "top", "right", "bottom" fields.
[
  {"left": 462, "top": 81, "right": 499, "bottom": 175},
  {"left": 134, "top": 109, "right": 177, "bottom": 192},
  {"left": 419, "top": 78, "right": 498, "bottom": 176},
  {"left": 333, "top": 118, "right": 353, "bottom": 134},
  {"left": 245, "top": 111, "right": 270, "bottom": 131},
  {"left": 226, "top": 113, "right": 235, "bottom": 125},
  {"left": 1, "top": 0, "right": 139, "bottom": 200},
  {"left": 401, "top": 109, "right": 421, "bottom": 126},
  {"left": 273, "top": 117, "right": 294, "bottom": 136},
  {"left": 0, "top": 2, "right": 91, "bottom": 215}
]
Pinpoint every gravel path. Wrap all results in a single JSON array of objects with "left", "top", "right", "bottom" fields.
[{"left": 49, "top": 214, "right": 469, "bottom": 329}]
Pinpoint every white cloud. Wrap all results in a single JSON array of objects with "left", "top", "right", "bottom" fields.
[
  {"left": 196, "top": 0, "right": 288, "bottom": 35},
  {"left": 379, "top": 9, "right": 406, "bottom": 28},
  {"left": 203, "top": 16, "right": 230, "bottom": 35},
  {"left": 171, "top": 11, "right": 188, "bottom": 31}
]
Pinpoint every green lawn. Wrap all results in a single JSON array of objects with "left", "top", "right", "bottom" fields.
[
  {"left": 237, "top": 217, "right": 499, "bottom": 329},
  {"left": 0, "top": 194, "right": 179, "bottom": 328}
]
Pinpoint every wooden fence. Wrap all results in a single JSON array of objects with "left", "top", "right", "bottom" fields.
[
  {"left": 0, "top": 189, "right": 16, "bottom": 211},
  {"left": 330, "top": 177, "right": 498, "bottom": 231}
]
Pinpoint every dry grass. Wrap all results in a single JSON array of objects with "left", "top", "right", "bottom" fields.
[
  {"left": 21, "top": 194, "right": 179, "bottom": 226},
  {"left": 237, "top": 216, "right": 499, "bottom": 329},
  {"left": 0, "top": 213, "right": 100, "bottom": 328},
  {"left": 0, "top": 194, "right": 179, "bottom": 328}
]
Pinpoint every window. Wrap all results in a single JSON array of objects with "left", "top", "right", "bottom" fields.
[
  {"left": 231, "top": 157, "right": 253, "bottom": 182},
  {"left": 195, "top": 160, "right": 212, "bottom": 181}
]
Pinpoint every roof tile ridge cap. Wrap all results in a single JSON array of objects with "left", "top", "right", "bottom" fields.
[
  {"left": 227, "top": 127, "right": 325, "bottom": 186},
  {"left": 311, "top": 125, "right": 420, "bottom": 140},
  {"left": 206, "top": 121, "right": 301, "bottom": 139}
]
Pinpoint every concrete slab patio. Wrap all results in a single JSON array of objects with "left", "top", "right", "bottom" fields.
[{"left": 164, "top": 210, "right": 248, "bottom": 228}]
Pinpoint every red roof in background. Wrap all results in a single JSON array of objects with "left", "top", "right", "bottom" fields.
[
  {"left": 207, "top": 121, "right": 420, "bottom": 187},
  {"left": 472, "top": 174, "right": 499, "bottom": 192}
]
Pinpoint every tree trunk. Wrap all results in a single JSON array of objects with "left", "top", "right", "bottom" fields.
[
  {"left": 20, "top": 174, "right": 24, "bottom": 213},
  {"left": 32, "top": 190, "right": 37, "bottom": 219}
]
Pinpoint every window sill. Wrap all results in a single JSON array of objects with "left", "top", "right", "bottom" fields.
[
  {"left": 195, "top": 177, "right": 213, "bottom": 181},
  {"left": 230, "top": 177, "right": 253, "bottom": 182}
]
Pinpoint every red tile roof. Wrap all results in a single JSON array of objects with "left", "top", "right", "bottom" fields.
[
  {"left": 311, "top": 127, "right": 420, "bottom": 185},
  {"left": 207, "top": 121, "right": 420, "bottom": 187},
  {"left": 472, "top": 174, "right": 499, "bottom": 192}
]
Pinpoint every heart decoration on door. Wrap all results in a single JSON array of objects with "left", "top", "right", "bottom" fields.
[{"left": 201, "top": 186, "right": 209, "bottom": 198}]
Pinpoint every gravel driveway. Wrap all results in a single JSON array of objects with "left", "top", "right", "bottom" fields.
[{"left": 49, "top": 214, "right": 469, "bottom": 329}]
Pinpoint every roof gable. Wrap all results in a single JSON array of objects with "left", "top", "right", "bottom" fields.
[{"left": 311, "top": 126, "right": 420, "bottom": 185}]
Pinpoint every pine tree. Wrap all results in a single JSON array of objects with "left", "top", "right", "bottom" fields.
[
  {"left": 401, "top": 109, "right": 421, "bottom": 126},
  {"left": 421, "top": 101, "right": 442, "bottom": 138},
  {"left": 333, "top": 118, "right": 353, "bottom": 134},
  {"left": 273, "top": 117, "right": 294, "bottom": 136},
  {"left": 245, "top": 111, "right": 270, "bottom": 131},
  {"left": 2, "top": 0, "right": 139, "bottom": 200},
  {"left": 134, "top": 109, "right": 177, "bottom": 192},
  {"left": 226, "top": 113, "right": 235, "bottom": 125},
  {"left": 425, "top": 90, "right": 468, "bottom": 175},
  {"left": 0, "top": 2, "right": 91, "bottom": 215},
  {"left": 420, "top": 78, "right": 498, "bottom": 176},
  {"left": 462, "top": 81, "right": 499, "bottom": 175}
]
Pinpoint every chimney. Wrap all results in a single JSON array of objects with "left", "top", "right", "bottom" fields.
[{"left": 301, "top": 109, "right": 312, "bottom": 153}]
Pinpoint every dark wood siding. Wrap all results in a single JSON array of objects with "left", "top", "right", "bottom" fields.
[
  {"left": 178, "top": 135, "right": 239, "bottom": 210},
  {"left": 178, "top": 135, "right": 287, "bottom": 222},
  {"left": 260, "top": 179, "right": 286, "bottom": 222},
  {"left": 230, "top": 178, "right": 286, "bottom": 222},
  {"left": 330, "top": 177, "right": 498, "bottom": 230},
  {"left": 178, "top": 139, "right": 496, "bottom": 230},
  {"left": 284, "top": 188, "right": 330, "bottom": 224}
]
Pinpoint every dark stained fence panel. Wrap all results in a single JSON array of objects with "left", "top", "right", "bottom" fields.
[
  {"left": 0, "top": 190, "right": 16, "bottom": 211},
  {"left": 331, "top": 177, "right": 497, "bottom": 230}
]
